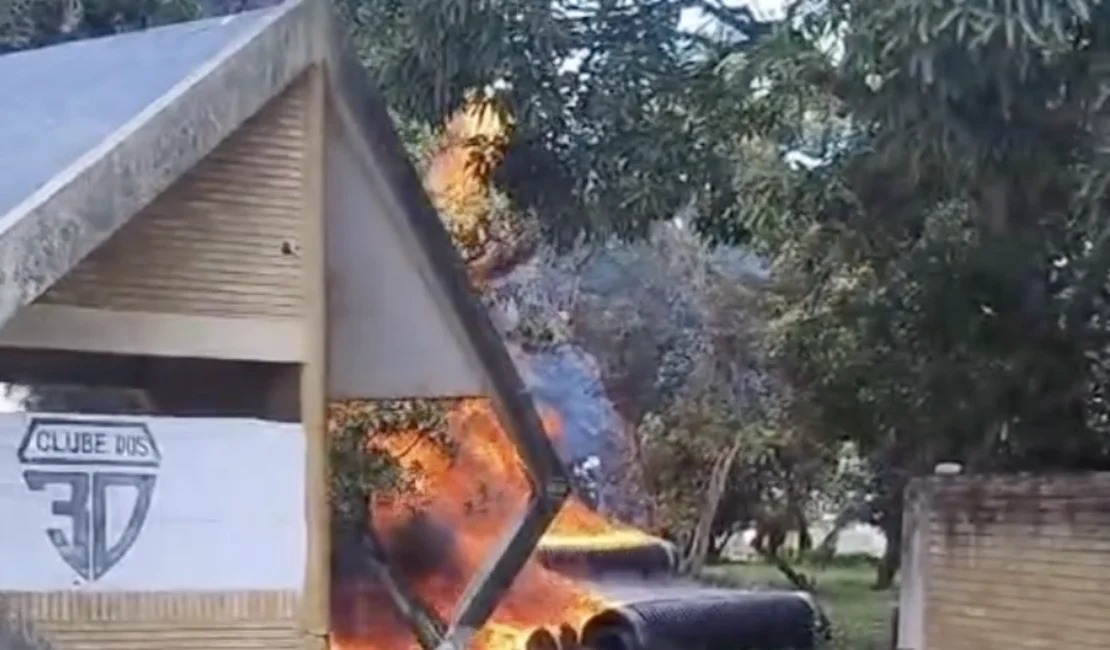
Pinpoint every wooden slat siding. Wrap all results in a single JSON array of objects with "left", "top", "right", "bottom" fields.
[
  {"left": 36, "top": 74, "right": 310, "bottom": 319},
  {"left": 921, "top": 474, "right": 1110, "bottom": 650},
  {"left": 2, "top": 591, "right": 301, "bottom": 650}
]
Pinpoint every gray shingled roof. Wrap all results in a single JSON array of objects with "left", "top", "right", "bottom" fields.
[{"left": 0, "top": 9, "right": 276, "bottom": 220}]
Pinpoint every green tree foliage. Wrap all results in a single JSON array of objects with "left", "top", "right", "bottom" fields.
[
  {"left": 563, "top": 222, "right": 783, "bottom": 573},
  {"left": 327, "top": 399, "right": 454, "bottom": 527},
  {"left": 0, "top": 0, "right": 203, "bottom": 52},
  {"left": 327, "top": 399, "right": 454, "bottom": 649},
  {"left": 337, "top": 0, "right": 769, "bottom": 245},
  {"left": 721, "top": 0, "right": 1110, "bottom": 585},
  {"left": 746, "top": 0, "right": 1110, "bottom": 462}
]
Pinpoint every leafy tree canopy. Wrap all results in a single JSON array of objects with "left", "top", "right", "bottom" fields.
[
  {"left": 729, "top": 0, "right": 1110, "bottom": 475},
  {"left": 337, "top": 0, "right": 771, "bottom": 245},
  {"left": 0, "top": 0, "right": 206, "bottom": 51}
]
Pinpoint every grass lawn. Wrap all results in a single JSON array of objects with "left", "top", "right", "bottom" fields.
[{"left": 701, "top": 559, "right": 895, "bottom": 650}]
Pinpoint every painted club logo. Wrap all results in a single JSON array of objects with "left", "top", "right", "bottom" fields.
[{"left": 17, "top": 418, "right": 162, "bottom": 581}]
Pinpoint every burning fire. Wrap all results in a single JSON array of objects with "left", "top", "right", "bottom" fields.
[
  {"left": 332, "top": 91, "right": 666, "bottom": 650},
  {"left": 332, "top": 399, "right": 661, "bottom": 650}
]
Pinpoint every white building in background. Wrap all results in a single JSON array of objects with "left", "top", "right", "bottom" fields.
[{"left": 724, "top": 522, "right": 888, "bottom": 561}]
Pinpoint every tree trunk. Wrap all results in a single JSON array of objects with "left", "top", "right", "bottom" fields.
[
  {"left": 758, "top": 549, "right": 814, "bottom": 592},
  {"left": 795, "top": 511, "right": 812, "bottom": 555},
  {"left": 874, "top": 494, "right": 904, "bottom": 590},
  {"left": 622, "top": 419, "right": 657, "bottom": 529},
  {"left": 812, "top": 504, "right": 859, "bottom": 566},
  {"left": 875, "top": 535, "right": 900, "bottom": 590},
  {"left": 751, "top": 526, "right": 766, "bottom": 555},
  {"left": 783, "top": 485, "right": 811, "bottom": 558},
  {"left": 681, "top": 437, "right": 743, "bottom": 575},
  {"left": 707, "top": 532, "right": 732, "bottom": 563}
]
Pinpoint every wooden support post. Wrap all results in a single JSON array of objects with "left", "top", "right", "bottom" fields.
[{"left": 301, "top": 62, "right": 330, "bottom": 650}]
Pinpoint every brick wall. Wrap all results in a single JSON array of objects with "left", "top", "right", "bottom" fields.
[{"left": 898, "top": 473, "right": 1110, "bottom": 650}]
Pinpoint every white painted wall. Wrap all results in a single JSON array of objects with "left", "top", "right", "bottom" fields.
[{"left": 0, "top": 412, "right": 306, "bottom": 592}]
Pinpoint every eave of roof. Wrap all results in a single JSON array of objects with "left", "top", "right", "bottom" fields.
[
  {"left": 0, "top": 0, "right": 320, "bottom": 328},
  {"left": 0, "top": 9, "right": 272, "bottom": 219}
]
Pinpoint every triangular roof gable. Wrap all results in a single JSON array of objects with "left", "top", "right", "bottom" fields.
[
  {"left": 316, "top": 14, "right": 570, "bottom": 645},
  {"left": 0, "top": 1, "right": 568, "bottom": 646},
  {"left": 0, "top": 1, "right": 316, "bottom": 324}
]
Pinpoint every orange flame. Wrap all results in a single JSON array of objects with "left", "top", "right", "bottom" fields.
[
  {"left": 331, "top": 399, "right": 662, "bottom": 650},
  {"left": 330, "top": 91, "right": 665, "bottom": 650}
]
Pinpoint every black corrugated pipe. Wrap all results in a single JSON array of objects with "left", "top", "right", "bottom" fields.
[
  {"left": 525, "top": 627, "right": 559, "bottom": 650},
  {"left": 535, "top": 540, "right": 677, "bottom": 578},
  {"left": 579, "top": 591, "right": 827, "bottom": 650}
]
